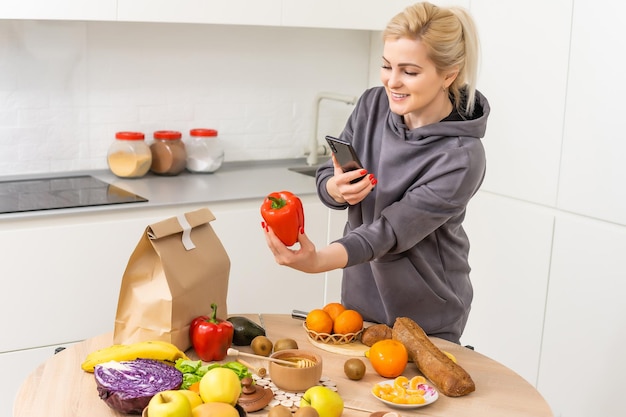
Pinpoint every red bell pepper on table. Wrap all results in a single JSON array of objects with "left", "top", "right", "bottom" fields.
[
  {"left": 190, "top": 303, "right": 234, "bottom": 361},
  {"left": 260, "top": 190, "right": 305, "bottom": 246}
]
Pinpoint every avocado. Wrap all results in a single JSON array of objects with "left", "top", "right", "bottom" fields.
[{"left": 227, "top": 316, "right": 266, "bottom": 346}]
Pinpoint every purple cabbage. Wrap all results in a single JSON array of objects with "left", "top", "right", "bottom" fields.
[{"left": 94, "top": 358, "right": 183, "bottom": 414}]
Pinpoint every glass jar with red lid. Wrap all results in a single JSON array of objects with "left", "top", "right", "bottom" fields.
[
  {"left": 149, "top": 130, "right": 187, "bottom": 175},
  {"left": 185, "top": 128, "right": 224, "bottom": 173},
  {"left": 107, "top": 131, "right": 152, "bottom": 178}
]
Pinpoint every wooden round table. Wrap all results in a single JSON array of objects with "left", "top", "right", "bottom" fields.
[{"left": 13, "top": 314, "right": 553, "bottom": 417}]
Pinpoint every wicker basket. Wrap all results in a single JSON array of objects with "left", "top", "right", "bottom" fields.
[{"left": 303, "top": 322, "right": 363, "bottom": 345}]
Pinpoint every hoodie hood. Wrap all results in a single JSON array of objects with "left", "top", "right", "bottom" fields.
[{"left": 388, "top": 89, "right": 490, "bottom": 144}]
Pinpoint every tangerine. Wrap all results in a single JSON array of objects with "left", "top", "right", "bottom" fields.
[
  {"left": 333, "top": 309, "right": 364, "bottom": 334},
  {"left": 322, "top": 302, "right": 346, "bottom": 321},
  {"left": 409, "top": 375, "right": 426, "bottom": 390},
  {"left": 305, "top": 309, "right": 333, "bottom": 334},
  {"left": 367, "top": 339, "right": 408, "bottom": 378}
]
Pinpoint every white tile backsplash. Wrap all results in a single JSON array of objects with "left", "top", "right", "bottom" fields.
[{"left": 0, "top": 21, "right": 367, "bottom": 176}]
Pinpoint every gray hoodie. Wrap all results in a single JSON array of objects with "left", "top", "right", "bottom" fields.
[{"left": 316, "top": 86, "right": 490, "bottom": 343}]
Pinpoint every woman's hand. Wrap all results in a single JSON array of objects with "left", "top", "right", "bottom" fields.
[
  {"left": 326, "top": 154, "right": 377, "bottom": 205},
  {"left": 262, "top": 222, "right": 348, "bottom": 273}
]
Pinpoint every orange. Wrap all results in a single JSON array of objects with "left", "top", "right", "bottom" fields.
[
  {"left": 305, "top": 309, "right": 334, "bottom": 334},
  {"left": 409, "top": 375, "right": 426, "bottom": 390},
  {"left": 322, "top": 302, "right": 346, "bottom": 321},
  {"left": 189, "top": 381, "right": 201, "bottom": 393},
  {"left": 333, "top": 309, "right": 364, "bottom": 334},
  {"left": 367, "top": 339, "right": 408, "bottom": 378}
]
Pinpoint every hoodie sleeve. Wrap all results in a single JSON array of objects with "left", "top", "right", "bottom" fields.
[
  {"left": 337, "top": 136, "right": 486, "bottom": 266},
  {"left": 315, "top": 161, "right": 349, "bottom": 210}
]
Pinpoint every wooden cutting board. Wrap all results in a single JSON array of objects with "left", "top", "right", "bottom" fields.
[{"left": 305, "top": 336, "right": 370, "bottom": 356}]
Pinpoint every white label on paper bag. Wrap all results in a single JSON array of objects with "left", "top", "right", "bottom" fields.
[{"left": 177, "top": 214, "right": 196, "bottom": 251}]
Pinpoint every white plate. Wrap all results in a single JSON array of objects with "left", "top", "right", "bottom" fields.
[{"left": 371, "top": 379, "right": 439, "bottom": 409}]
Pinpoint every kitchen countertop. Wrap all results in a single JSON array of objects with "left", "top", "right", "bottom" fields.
[{"left": 0, "top": 159, "right": 322, "bottom": 221}]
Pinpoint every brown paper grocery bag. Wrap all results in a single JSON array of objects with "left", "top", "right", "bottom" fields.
[{"left": 113, "top": 207, "right": 230, "bottom": 351}]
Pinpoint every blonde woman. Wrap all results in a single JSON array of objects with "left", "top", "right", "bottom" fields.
[{"left": 264, "top": 2, "right": 489, "bottom": 344}]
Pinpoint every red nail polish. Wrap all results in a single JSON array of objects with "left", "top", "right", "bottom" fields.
[
  {"left": 299, "top": 227, "right": 305, "bottom": 234},
  {"left": 360, "top": 169, "right": 367, "bottom": 175},
  {"left": 371, "top": 179, "right": 378, "bottom": 185},
  {"left": 261, "top": 221, "right": 266, "bottom": 229},
  {"left": 369, "top": 174, "right": 374, "bottom": 180}
]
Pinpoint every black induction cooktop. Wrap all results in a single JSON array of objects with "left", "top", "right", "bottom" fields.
[{"left": 0, "top": 175, "right": 148, "bottom": 214}]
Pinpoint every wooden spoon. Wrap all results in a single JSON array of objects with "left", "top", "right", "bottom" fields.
[
  {"left": 236, "top": 358, "right": 267, "bottom": 377},
  {"left": 227, "top": 348, "right": 316, "bottom": 368}
]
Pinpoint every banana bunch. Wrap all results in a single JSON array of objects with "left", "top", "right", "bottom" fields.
[{"left": 81, "top": 340, "right": 189, "bottom": 372}]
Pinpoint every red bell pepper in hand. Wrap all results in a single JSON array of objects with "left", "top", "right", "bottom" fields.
[
  {"left": 260, "top": 190, "right": 305, "bottom": 246},
  {"left": 190, "top": 303, "right": 234, "bottom": 361}
]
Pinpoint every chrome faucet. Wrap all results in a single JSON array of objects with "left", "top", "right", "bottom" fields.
[{"left": 307, "top": 92, "right": 357, "bottom": 166}]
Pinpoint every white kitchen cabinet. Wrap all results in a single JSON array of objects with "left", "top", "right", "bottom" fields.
[
  {"left": 3, "top": 343, "right": 76, "bottom": 417},
  {"left": 470, "top": 0, "right": 572, "bottom": 207},
  {"left": 116, "top": 0, "right": 282, "bottom": 26},
  {"left": 281, "top": 0, "right": 416, "bottom": 30},
  {"left": 557, "top": 0, "right": 626, "bottom": 226},
  {"left": 323, "top": 206, "right": 348, "bottom": 303},
  {"left": 0, "top": 0, "right": 116, "bottom": 20},
  {"left": 282, "top": 0, "right": 470, "bottom": 30},
  {"left": 538, "top": 215, "right": 626, "bottom": 417},
  {"left": 0, "top": 196, "right": 331, "bottom": 353},
  {"left": 1, "top": 0, "right": 465, "bottom": 30},
  {"left": 462, "top": 191, "right": 554, "bottom": 386},
  {"left": 209, "top": 195, "right": 329, "bottom": 315},
  {"left": 118, "top": 0, "right": 467, "bottom": 29}
]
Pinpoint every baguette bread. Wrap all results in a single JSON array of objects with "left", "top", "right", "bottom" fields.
[{"left": 392, "top": 317, "right": 475, "bottom": 397}]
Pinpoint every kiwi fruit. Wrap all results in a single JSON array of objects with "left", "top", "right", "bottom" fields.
[
  {"left": 251, "top": 335, "right": 273, "bottom": 357},
  {"left": 344, "top": 358, "right": 366, "bottom": 380},
  {"left": 268, "top": 405, "right": 292, "bottom": 417},
  {"left": 273, "top": 338, "right": 299, "bottom": 352},
  {"left": 295, "top": 406, "right": 320, "bottom": 417}
]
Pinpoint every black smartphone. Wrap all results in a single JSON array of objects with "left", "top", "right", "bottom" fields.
[{"left": 325, "top": 135, "right": 366, "bottom": 183}]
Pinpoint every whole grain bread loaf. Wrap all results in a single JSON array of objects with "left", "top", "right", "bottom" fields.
[{"left": 392, "top": 317, "right": 475, "bottom": 397}]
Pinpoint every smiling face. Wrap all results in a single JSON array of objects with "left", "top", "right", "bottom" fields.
[{"left": 381, "top": 37, "right": 457, "bottom": 129}]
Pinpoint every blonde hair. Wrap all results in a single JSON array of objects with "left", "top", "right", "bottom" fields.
[{"left": 383, "top": 2, "right": 480, "bottom": 116}]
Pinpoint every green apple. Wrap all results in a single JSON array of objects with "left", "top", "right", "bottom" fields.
[
  {"left": 198, "top": 367, "right": 242, "bottom": 406},
  {"left": 147, "top": 390, "right": 192, "bottom": 417},
  {"left": 300, "top": 386, "right": 344, "bottom": 417},
  {"left": 178, "top": 390, "right": 203, "bottom": 409}
]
